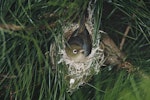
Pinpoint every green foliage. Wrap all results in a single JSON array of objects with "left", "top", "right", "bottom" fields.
[{"left": 0, "top": 0, "right": 150, "bottom": 100}]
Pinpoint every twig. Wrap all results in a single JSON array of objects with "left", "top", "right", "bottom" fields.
[
  {"left": 0, "top": 22, "right": 57, "bottom": 31},
  {"left": 0, "top": 24, "right": 24, "bottom": 31},
  {"left": 0, "top": 74, "right": 17, "bottom": 79},
  {"left": 119, "top": 25, "right": 131, "bottom": 50},
  {"left": 10, "top": 91, "right": 13, "bottom": 100}
]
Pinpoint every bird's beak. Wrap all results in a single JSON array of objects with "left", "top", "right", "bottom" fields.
[{"left": 79, "top": 49, "right": 85, "bottom": 53}]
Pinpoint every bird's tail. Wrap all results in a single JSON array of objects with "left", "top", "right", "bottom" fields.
[
  {"left": 78, "top": 1, "right": 90, "bottom": 33},
  {"left": 78, "top": 14, "right": 86, "bottom": 33}
]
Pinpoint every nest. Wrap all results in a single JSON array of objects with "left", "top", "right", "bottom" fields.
[
  {"left": 58, "top": 44, "right": 105, "bottom": 93},
  {"left": 57, "top": 21, "right": 106, "bottom": 93},
  {"left": 49, "top": 1, "right": 107, "bottom": 93}
]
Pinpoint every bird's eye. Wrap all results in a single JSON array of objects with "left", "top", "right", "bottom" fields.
[{"left": 73, "top": 49, "right": 78, "bottom": 54}]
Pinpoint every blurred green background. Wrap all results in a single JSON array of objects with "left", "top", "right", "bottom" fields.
[{"left": 0, "top": 0, "right": 150, "bottom": 100}]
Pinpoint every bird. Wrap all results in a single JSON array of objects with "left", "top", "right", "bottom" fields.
[{"left": 65, "top": 15, "right": 92, "bottom": 62}]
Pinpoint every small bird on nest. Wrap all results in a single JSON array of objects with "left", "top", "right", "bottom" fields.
[{"left": 65, "top": 13, "right": 92, "bottom": 62}]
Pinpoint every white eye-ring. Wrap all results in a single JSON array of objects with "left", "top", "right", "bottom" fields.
[{"left": 73, "top": 49, "right": 78, "bottom": 54}]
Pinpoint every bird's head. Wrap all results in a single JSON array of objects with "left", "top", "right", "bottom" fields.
[{"left": 65, "top": 44, "right": 87, "bottom": 62}]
